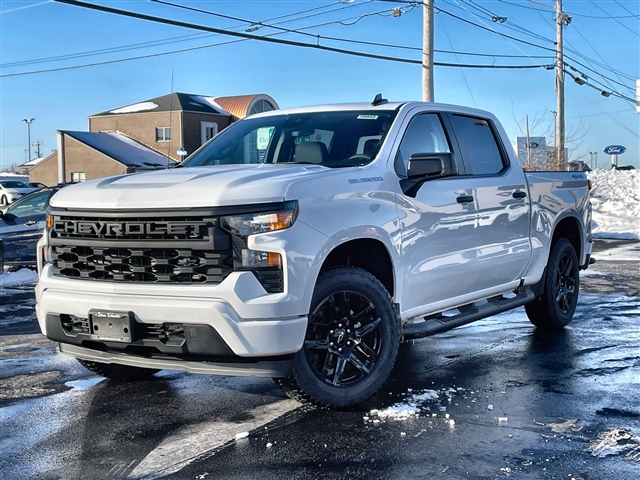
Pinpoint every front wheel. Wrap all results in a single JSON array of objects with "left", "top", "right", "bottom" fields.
[
  {"left": 77, "top": 359, "right": 159, "bottom": 381},
  {"left": 0, "top": 196, "right": 7, "bottom": 206},
  {"left": 275, "top": 266, "right": 400, "bottom": 408},
  {"left": 525, "top": 238, "right": 580, "bottom": 329}
]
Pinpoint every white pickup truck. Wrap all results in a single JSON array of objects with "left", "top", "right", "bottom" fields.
[{"left": 36, "top": 98, "right": 592, "bottom": 407}]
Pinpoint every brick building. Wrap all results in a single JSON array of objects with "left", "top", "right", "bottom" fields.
[{"left": 23, "top": 93, "right": 278, "bottom": 185}]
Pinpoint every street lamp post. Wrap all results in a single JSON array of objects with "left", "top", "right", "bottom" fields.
[
  {"left": 22, "top": 118, "right": 35, "bottom": 161},
  {"left": 589, "top": 151, "right": 598, "bottom": 170}
]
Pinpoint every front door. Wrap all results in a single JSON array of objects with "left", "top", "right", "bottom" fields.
[{"left": 395, "top": 112, "right": 479, "bottom": 315}]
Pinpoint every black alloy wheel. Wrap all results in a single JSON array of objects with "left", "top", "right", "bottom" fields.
[
  {"left": 305, "top": 290, "right": 382, "bottom": 387},
  {"left": 275, "top": 266, "right": 400, "bottom": 408},
  {"left": 525, "top": 238, "right": 580, "bottom": 329}
]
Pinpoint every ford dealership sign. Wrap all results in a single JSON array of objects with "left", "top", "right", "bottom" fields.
[{"left": 603, "top": 145, "right": 626, "bottom": 155}]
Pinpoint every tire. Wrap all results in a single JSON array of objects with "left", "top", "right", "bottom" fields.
[
  {"left": 0, "top": 196, "right": 7, "bottom": 206},
  {"left": 77, "top": 359, "right": 159, "bottom": 381},
  {"left": 275, "top": 266, "right": 400, "bottom": 408},
  {"left": 525, "top": 238, "right": 580, "bottom": 329}
]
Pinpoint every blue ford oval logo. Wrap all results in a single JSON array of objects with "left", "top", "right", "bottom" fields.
[{"left": 603, "top": 145, "right": 626, "bottom": 155}]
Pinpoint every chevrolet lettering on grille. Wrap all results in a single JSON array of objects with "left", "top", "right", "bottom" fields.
[{"left": 53, "top": 220, "right": 207, "bottom": 237}]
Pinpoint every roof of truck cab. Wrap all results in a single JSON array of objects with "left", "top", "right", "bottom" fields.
[{"left": 247, "top": 101, "right": 497, "bottom": 120}]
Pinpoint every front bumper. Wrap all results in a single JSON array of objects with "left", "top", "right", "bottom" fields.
[
  {"left": 59, "top": 343, "right": 293, "bottom": 378},
  {"left": 36, "top": 271, "right": 308, "bottom": 359}
]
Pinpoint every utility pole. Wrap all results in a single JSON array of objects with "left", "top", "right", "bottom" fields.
[
  {"left": 422, "top": 0, "right": 434, "bottom": 102},
  {"left": 22, "top": 117, "right": 35, "bottom": 161},
  {"left": 525, "top": 115, "right": 531, "bottom": 168},
  {"left": 555, "top": 0, "right": 565, "bottom": 170},
  {"left": 32, "top": 141, "right": 42, "bottom": 158}
]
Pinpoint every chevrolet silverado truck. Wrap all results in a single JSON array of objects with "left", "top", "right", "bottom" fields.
[{"left": 35, "top": 98, "right": 592, "bottom": 408}]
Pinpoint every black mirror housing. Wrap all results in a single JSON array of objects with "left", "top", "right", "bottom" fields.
[
  {"left": 407, "top": 152, "right": 458, "bottom": 181},
  {"left": 401, "top": 152, "right": 459, "bottom": 197}
]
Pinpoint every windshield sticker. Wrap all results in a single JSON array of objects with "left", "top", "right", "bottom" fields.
[
  {"left": 348, "top": 177, "right": 383, "bottom": 184},
  {"left": 357, "top": 115, "right": 379, "bottom": 120}
]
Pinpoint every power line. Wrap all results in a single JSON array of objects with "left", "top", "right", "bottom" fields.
[
  {"left": 52, "top": 1, "right": 552, "bottom": 65},
  {"left": 496, "top": 0, "right": 639, "bottom": 19},
  {"left": 587, "top": 0, "right": 639, "bottom": 37},
  {"left": 0, "top": 2, "right": 555, "bottom": 74}
]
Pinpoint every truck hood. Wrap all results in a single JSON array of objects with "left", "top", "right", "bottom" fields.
[{"left": 49, "top": 164, "right": 333, "bottom": 209}]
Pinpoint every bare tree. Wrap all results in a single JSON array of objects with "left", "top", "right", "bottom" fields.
[{"left": 512, "top": 110, "right": 590, "bottom": 171}]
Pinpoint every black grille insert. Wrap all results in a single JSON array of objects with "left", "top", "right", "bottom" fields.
[{"left": 52, "top": 246, "right": 233, "bottom": 284}]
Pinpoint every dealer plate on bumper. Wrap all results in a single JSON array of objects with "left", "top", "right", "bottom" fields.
[{"left": 89, "top": 309, "right": 134, "bottom": 342}]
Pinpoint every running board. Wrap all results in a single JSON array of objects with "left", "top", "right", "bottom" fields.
[{"left": 403, "top": 290, "right": 535, "bottom": 340}]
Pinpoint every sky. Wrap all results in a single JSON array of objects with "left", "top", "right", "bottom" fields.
[{"left": 1, "top": 0, "right": 638, "bottom": 170}]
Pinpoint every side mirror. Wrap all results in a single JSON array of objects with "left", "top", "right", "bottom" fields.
[{"left": 401, "top": 152, "right": 458, "bottom": 197}]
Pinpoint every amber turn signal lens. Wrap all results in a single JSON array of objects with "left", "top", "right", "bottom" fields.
[{"left": 46, "top": 215, "right": 53, "bottom": 230}]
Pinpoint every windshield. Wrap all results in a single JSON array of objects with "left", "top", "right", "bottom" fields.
[
  {"left": 1, "top": 181, "right": 29, "bottom": 188},
  {"left": 182, "top": 110, "right": 397, "bottom": 168}
]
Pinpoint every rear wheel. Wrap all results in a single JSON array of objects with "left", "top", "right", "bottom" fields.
[
  {"left": 525, "top": 238, "right": 580, "bottom": 329},
  {"left": 77, "top": 359, "right": 159, "bottom": 381},
  {"left": 275, "top": 266, "right": 400, "bottom": 408}
]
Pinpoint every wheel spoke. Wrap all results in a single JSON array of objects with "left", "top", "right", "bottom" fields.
[
  {"left": 562, "top": 257, "right": 574, "bottom": 276},
  {"left": 304, "top": 339, "right": 329, "bottom": 350},
  {"left": 337, "top": 291, "right": 351, "bottom": 320},
  {"left": 320, "top": 352, "right": 336, "bottom": 380},
  {"left": 332, "top": 356, "right": 347, "bottom": 386},
  {"left": 355, "top": 341, "right": 377, "bottom": 360},
  {"left": 348, "top": 352, "right": 371, "bottom": 375},
  {"left": 352, "top": 302, "right": 375, "bottom": 322},
  {"left": 356, "top": 317, "right": 381, "bottom": 338}
]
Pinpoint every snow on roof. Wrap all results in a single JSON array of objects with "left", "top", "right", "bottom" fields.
[
  {"left": 109, "top": 101, "right": 159, "bottom": 114},
  {"left": 190, "top": 95, "right": 231, "bottom": 116},
  {"left": 19, "top": 156, "right": 47, "bottom": 168},
  {"left": 62, "top": 131, "right": 175, "bottom": 168}
]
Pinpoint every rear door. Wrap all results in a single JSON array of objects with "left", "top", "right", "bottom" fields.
[{"left": 445, "top": 114, "right": 532, "bottom": 288}]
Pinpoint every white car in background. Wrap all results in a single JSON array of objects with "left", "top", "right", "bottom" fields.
[{"left": 0, "top": 180, "right": 38, "bottom": 206}]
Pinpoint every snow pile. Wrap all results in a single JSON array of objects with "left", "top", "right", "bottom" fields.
[
  {"left": 369, "top": 388, "right": 447, "bottom": 421},
  {"left": 0, "top": 268, "right": 38, "bottom": 287},
  {"left": 587, "top": 169, "right": 640, "bottom": 240},
  {"left": 587, "top": 429, "right": 640, "bottom": 458}
]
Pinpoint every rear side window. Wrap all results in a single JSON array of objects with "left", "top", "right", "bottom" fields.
[{"left": 449, "top": 115, "right": 506, "bottom": 175}]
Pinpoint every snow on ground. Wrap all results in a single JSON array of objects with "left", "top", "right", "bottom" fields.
[
  {"left": 0, "top": 268, "right": 38, "bottom": 288},
  {"left": 587, "top": 169, "right": 640, "bottom": 240}
]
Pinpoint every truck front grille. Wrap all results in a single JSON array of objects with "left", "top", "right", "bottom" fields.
[{"left": 51, "top": 246, "right": 232, "bottom": 284}]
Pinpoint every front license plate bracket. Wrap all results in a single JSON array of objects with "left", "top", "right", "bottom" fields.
[{"left": 89, "top": 310, "right": 134, "bottom": 342}]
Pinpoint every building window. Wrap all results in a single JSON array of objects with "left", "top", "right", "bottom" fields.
[
  {"left": 200, "top": 121, "right": 218, "bottom": 145},
  {"left": 249, "top": 99, "right": 276, "bottom": 116},
  {"left": 156, "top": 127, "right": 171, "bottom": 142},
  {"left": 71, "top": 172, "right": 86, "bottom": 183}
]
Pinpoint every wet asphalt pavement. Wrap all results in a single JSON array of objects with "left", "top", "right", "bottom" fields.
[{"left": 0, "top": 240, "right": 638, "bottom": 480}]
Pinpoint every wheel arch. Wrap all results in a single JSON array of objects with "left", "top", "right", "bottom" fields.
[
  {"left": 319, "top": 238, "right": 395, "bottom": 298},
  {"left": 551, "top": 214, "right": 583, "bottom": 260}
]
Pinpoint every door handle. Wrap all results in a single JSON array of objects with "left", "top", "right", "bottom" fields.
[
  {"left": 24, "top": 220, "right": 37, "bottom": 226},
  {"left": 512, "top": 191, "right": 527, "bottom": 199},
  {"left": 456, "top": 195, "right": 474, "bottom": 204}
]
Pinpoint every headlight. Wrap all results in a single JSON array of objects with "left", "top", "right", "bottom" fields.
[
  {"left": 220, "top": 201, "right": 298, "bottom": 238},
  {"left": 220, "top": 201, "right": 297, "bottom": 294}
]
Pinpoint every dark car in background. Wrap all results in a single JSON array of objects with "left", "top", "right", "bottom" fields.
[{"left": 0, "top": 187, "right": 62, "bottom": 268}]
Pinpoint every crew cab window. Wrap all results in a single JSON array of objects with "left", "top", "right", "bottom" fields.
[
  {"left": 395, "top": 113, "right": 450, "bottom": 177},
  {"left": 449, "top": 115, "right": 506, "bottom": 175}
]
